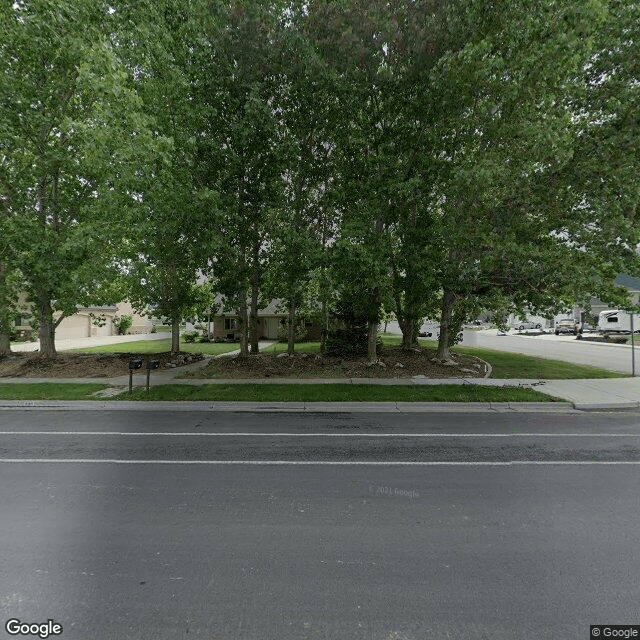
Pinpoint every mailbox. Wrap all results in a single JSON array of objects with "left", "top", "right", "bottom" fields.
[
  {"left": 129, "top": 357, "right": 143, "bottom": 370},
  {"left": 147, "top": 360, "right": 160, "bottom": 370}
]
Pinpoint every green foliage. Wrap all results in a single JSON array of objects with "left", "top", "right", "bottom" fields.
[
  {"left": 182, "top": 330, "right": 199, "bottom": 343},
  {"left": 324, "top": 328, "right": 383, "bottom": 357},
  {"left": 277, "top": 321, "right": 308, "bottom": 344},
  {"left": 113, "top": 315, "right": 133, "bottom": 335},
  {"left": 0, "top": 0, "right": 167, "bottom": 354}
]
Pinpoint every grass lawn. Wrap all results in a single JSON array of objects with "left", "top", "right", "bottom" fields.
[
  {"left": 451, "top": 345, "right": 625, "bottom": 379},
  {"left": 262, "top": 341, "right": 322, "bottom": 354},
  {"left": 67, "top": 340, "right": 239, "bottom": 356},
  {"left": 259, "top": 336, "right": 624, "bottom": 379},
  {"left": 116, "top": 383, "right": 556, "bottom": 403},
  {"left": 0, "top": 383, "right": 109, "bottom": 400}
]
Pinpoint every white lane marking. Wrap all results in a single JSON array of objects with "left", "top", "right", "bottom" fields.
[
  {"left": 1, "top": 459, "right": 640, "bottom": 466},
  {"left": 1, "top": 431, "right": 639, "bottom": 437}
]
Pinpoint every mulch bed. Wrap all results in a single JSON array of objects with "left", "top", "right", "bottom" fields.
[
  {"left": 188, "top": 346, "right": 487, "bottom": 379},
  {"left": 0, "top": 346, "right": 487, "bottom": 380},
  {"left": 0, "top": 352, "right": 204, "bottom": 379}
]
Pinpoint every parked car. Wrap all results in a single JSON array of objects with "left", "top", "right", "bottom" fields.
[
  {"left": 555, "top": 318, "right": 580, "bottom": 335},
  {"left": 512, "top": 320, "right": 543, "bottom": 330}
]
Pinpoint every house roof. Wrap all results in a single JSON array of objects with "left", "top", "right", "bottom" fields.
[
  {"left": 215, "top": 294, "right": 286, "bottom": 317},
  {"left": 78, "top": 305, "right": 118, "bottom": 312}
]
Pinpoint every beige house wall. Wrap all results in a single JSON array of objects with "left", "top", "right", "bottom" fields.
[
  {"left": 55, "top": 309, "right": 117, "bottom": 339},
  {"left": 261, "top": 317, "right": 280, "bottom": 340},
  {"left": 115, "top": 301, "right": 154, "bottom": 334},
  {"left": 56, "top": 313, "right": 91, "bottom": 339}
]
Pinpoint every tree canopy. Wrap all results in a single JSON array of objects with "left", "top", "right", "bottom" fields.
[{"left": 1, "top": 0, "right": 638, "bottom": 359}]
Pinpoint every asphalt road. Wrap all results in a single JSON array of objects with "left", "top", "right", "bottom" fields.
[
  {"left": 2, "top": 409, "right": 640, "bottom": 640},
  {"left": 461, "top": 329, "right": 638, "bottom": 375}
]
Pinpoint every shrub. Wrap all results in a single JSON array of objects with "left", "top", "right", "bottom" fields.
[
  {"left": 182, "top": 330, "right": 199, "bottom": 343},
  {"left": 277, "top": 320, "right": 308, "bottom": 343},
  {"left": 324, "top": 327, "right": 382, "bottom": 357},
  {"left": 113, "top": 314, "right": 133, "bottom": 335}
]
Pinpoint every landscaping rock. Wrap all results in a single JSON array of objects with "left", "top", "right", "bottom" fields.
[
  {"left": 276, "top": 352, "right": 289, "bottom": 358},
  {"left": 395, "top": 362, "right": 405, "bottom": 368}
]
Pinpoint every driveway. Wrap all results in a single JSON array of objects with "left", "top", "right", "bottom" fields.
[
  {"left": 461, "top": 329, "right": 637, "bottom": 374},
  {"left": 10, "top": 332, "right": 172, "bottom": 353}
]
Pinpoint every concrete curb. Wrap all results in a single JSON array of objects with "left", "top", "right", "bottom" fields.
[{"left": 0, "top": 400, "right": 578, "bottom": 413}]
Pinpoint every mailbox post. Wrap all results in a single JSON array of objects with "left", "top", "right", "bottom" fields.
[
  {"left": 146, "top": 360, "right": 160, "bottom": 391},
  {"left": 128, "top": 357, "right": 143, "bottom": 393}
]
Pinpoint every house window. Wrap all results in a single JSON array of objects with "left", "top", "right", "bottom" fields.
[{"left": 224, "top": 318, "right": 237, "bottom": 331}]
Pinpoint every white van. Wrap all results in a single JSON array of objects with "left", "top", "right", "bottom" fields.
[{"left": 597, "top": 309, "right": 637, "bottom": 334}]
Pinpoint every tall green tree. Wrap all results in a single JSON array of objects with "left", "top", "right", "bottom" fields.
[
  {"left": 0, "top": 0, "right": 160, "bottom": 356},
  {"left": 420, "top": 0, "right": 640, "bottom": 361},
  {"left": 196, "top": 0, "right": 288, "bottom": 356},
  {"left": 109, "top": 0, "right": 213, "bottom": 354}
]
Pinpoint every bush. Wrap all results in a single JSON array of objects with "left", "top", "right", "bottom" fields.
[
  {"left": 113, "top": 314, "right": 133, "bottom": 335},
  {"left": 182, "top": 330, "right": 199, "bottom": 343},
  {"left": 277, "top": 320, "right": 308, "bottom": 343},
  {"left": 324, "top": 327, "right": 382, "bottom": 357}
]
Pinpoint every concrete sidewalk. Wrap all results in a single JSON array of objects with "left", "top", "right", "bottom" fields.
[{"left": 1, "top": 369, "right": 639, "bottom": 410}]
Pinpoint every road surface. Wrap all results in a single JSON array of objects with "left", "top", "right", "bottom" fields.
[{"left": 1, "top": 409, "right": 640, "bottom": 639}]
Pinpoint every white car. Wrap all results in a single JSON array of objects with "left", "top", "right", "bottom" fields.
[{"left": 512, "top": 320, "right": 543, "bottom": 331}]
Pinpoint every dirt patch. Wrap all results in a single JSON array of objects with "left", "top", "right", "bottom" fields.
[
  {"left": 0, "top": 352, "right": 205, "bottom": 379},
  {"left": 182, "top": 346, "right": 488, "bottom": 379},
  {"left": 0, "top": 347, "right": 488, "bottom": 380}
]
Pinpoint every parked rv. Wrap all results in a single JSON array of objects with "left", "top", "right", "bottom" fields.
[{"left": 597, "top": 309, "right": 638, "bottom": 334}]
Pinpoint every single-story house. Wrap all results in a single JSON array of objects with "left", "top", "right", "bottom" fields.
[
  {"left": 11, "top": 299, "right": 153, "bottom": 340},
  {"left": 195, "top": 297, "right": 322, "bottom": 342}
]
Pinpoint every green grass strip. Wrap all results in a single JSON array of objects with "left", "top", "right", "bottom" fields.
[
  {"left": 450, "top": 345, "right": 625, "bottom": 378},
  {"left": 114, "top": 384, "right": 556, "bottom": 403},
  {"left": 67, "top": 340, "right": 238, "bottom": 356},
  {"left": 0, "top": 383, "right": 109, "bottom": 400}
]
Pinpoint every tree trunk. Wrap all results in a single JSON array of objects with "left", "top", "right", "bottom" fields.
[
  {"left": 402, "top": 317, "right": 415, "bottom": 350},
  {"left": 367, "top": 320, "right": 378, "bottom": 363},
  {"left": 249, "top": 280, "right": 259, "bottom": 354},
  {"left": 171, "top": 317, "right": 180, "bottom": 354},
  {"left": 0, "top": 262, "right": 12, "bottom": 357},
  {"left": 320, "top": 299, "right": 327, "bottom": 354},
  {"left": 287, "top": 299, "right": 296, "bottom": 356},
  {"left": 38, "top": 297, "right": 56, "bottom": 358},
  {"left": 435, "top": 291, "right": 455, "bottom": 362},
  {"left": 238, "top": 296, "right": 249, "bottom": 357},
  {"left": 0, "top": 333, "right": 10, "bottom": 358}
]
